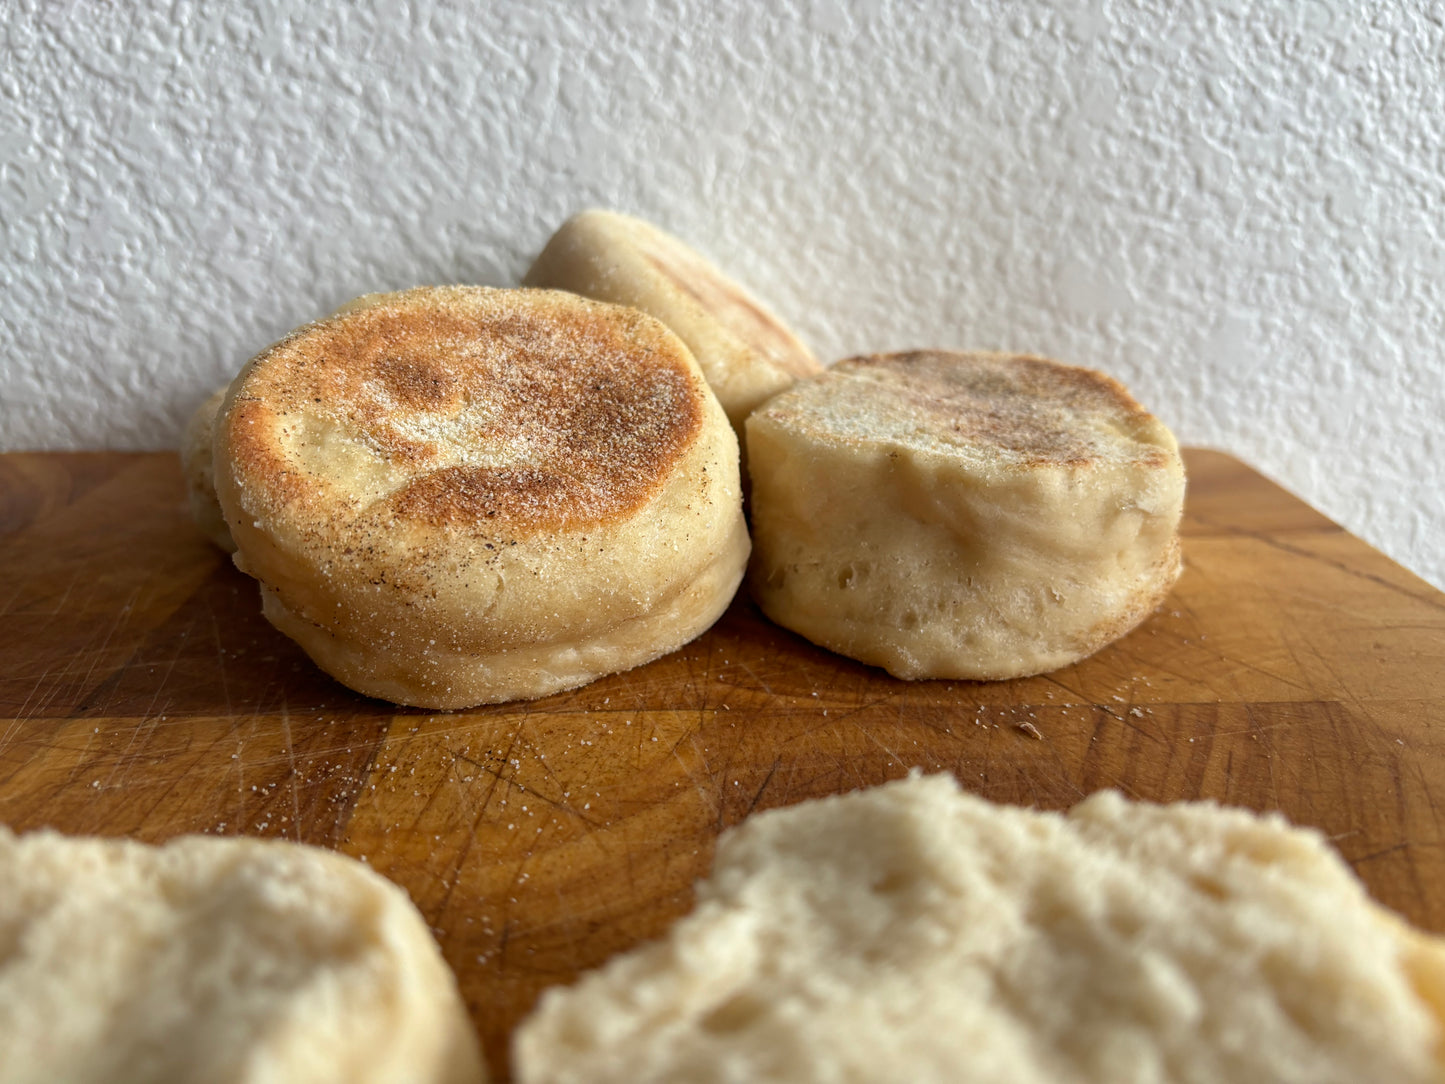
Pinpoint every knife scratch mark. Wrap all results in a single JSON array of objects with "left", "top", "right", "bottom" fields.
[
  {"left": 1243, "top": 703, "right": 1280, "bottom": 809},
  {"left": 1096, "top": 703, "right": 1165, "bottom": 745},
  {"left": 847, "top": 717, "right": 908, "bottom": 770},
  {"left": 1223, "top": 651, "right": 1313, "bottom": 695},
  {"left": 70, "top": 585, "right": 140, "bottom": 715},
  {"left": 669, "top": 736, "right": 718, "bottom": 828},
  {"left": 1248, "top": 531, "right": 1443, "bottom": 610},
  {"left": 46, "top": 570, "right": 83, "bottom": 619},
  {"left": 733, "top": 659, "right": 773, "bottom": 697},
  {"left": 797, "top": 688, "right": 904, "bottom": 735},
  {"left": 208, "top": 601, "right": 235, "bottom": 719},
  {"left": 280, "top": 695, "right": 301, "bottom": 841},
  {"left": 103, "top": 715, "right": 154, "bottom": 791},
  {"left": 1348, "top": 842, "right": 1409, "bottom": 867},
  {"left": 135, "top": 632, "right": 183, "bottom": 725},
  {"left": 745, "top": 758, "right": 781, "bottom": 817},
  {"left": 453, "top": 748, "right": 598, "bottom": 827},
  {"left": 432, "top": 721, "right": 521, "bottom": 920}
]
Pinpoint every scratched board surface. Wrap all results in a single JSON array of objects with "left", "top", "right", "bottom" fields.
[{"left": 2, "top": 448, "right": 1444, "bottom": 1080}]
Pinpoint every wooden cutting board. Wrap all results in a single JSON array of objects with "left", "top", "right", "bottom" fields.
[{"left": 3, "top": 448, "right": 1444, "bottom": 1079}]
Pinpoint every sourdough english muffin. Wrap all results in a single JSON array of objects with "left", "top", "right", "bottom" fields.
[
  {"left": 0, "top": 827, "right": 485, "bottom": 1084},
  {"left": 181, "top": 386, "right": 236, "bottom": 553},
  {"left": 746, "top": 351, "right": 1185, "bottom": 680},
  {"left": 523, "top": 210, "right": 822, "bottom": 443},
  {"left": 213, "top": 286, "right": 748, "bottom": 709},
  {"left": 514, "top": 773, "right": 1445, "bottom": 1084}
]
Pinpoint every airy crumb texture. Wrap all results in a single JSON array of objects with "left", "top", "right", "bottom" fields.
[
  {"left": 213, "top": 285, "right": 748, "bottom": 709},
  {"left": 746, "top": 351, "right": 1186, "bottom": 680},
  {"left": 514, "top": 773, "right": 1445, "bottom": 1084},
  {"left": 0, "top": 828, "right": 485, "bottom": 1084}
]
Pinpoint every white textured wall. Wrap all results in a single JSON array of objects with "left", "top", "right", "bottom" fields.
[{"left": 3, "top": 1, "right": 1442, "bottom": 586}]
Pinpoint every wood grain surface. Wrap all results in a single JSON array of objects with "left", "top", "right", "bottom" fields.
[{"left": 2, "top": 448, "right": 1444, "bottom": 1080}]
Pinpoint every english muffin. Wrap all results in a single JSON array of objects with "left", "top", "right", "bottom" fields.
[
  {"left": 0, "top": 826, "right": 485, "bottom": 1084},
  {"left": 746, "top": 351, "right": 1185, "bottom": 680},
  {"left": 523, "top": 210, "right": 821, "bottom": 444},
  {"left": 213, "top": 286, "right": 748, "bottom": 709},
  {"left": 514, "top": 773, "right": 1445, "bottom": 1084}
]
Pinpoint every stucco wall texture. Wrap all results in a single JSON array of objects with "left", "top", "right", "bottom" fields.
[{"left": 2, "top": 2, "right": 1442, "bottom": 587}]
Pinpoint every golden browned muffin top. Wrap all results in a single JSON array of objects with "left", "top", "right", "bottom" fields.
[
  {"left": 224, "top": 286, "right": 707, "bottom": 533},
  {"left": 762, "top": 350, "right": 1173, "bottom": 470}
]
